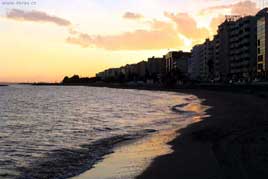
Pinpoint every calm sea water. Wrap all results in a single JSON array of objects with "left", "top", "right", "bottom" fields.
[{"left": 0, "top": 85, "right": 201, "bottom": 179}]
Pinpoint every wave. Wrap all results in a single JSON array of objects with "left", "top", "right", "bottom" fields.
[
  {"left": 171, "top": 103, "right": 190, "bottom": 113},
  {"left": 16, "top": 129, "right": 156, "bottom": 179},
  {"left": 171, "top": 103, "right": 198, "bottom": 119}
]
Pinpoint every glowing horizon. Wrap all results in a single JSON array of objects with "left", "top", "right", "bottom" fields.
[{"left": 0, "top": 0, "right": 261, "bottom": 82}]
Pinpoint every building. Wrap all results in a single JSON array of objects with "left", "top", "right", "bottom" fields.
[
  {"left": 96, "top": 71, "right": 105, "bottom": 80},
  {"left": 147, "top": 57, "right": 165, "bottom": 83},
  {"left": 200, "top": 39, "right": 215, "bottom": 81},
  {"left": 164, "top": 51, "right": 191, "bottom": 74},
  {"left": 105, "top": 68, "right": 120, "bottom": 80},
  {"left": 147, "top": 57, "right": 165, "bottom": 75},
  {"left": 256, "top": 8, "right": 268, "bottom": 79},
  {"left": 127, "top": 64, "right": 138, "bottom": 81},
  {"left": 96, "top": 67, "right": 122, "bottom": 81},
  {"left": 216, "top": 17, "right": 235, "bottom": 82},
  {"left": 189, "top": 45, "right": 202, "bottom": 80},
  {"left": 95, "top": 8, "right": 268, "bottom": 84},
  {"left": 212, "top": 34, "right": 220, "bottom": 81},
  {"left": 136, "top": 61, "right": 147, "bottom": 79},
  {"left": 189, "top": 39, "right": 214, "bottom": 82},
  {"left": 229, "top": 16, "right": 257, "bottom": 81},
  {"left": 206, "top": 15, "right": 258, "bottom": 82}
]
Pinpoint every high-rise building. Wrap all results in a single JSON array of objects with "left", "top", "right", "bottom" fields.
[
  {"left": 200, "top": 39, "right": 215, "bottom": 81},
  {"left": 199, "top": 15, "right": 258, "bottom": 82},
  {"left": 216, "top": 18, "right": 234, "bottom": 81},
  {"left": 256, "top": 8, "right": 268, "bottom": 79},
  {"left": 229, "top": 16, "right": 257, "bottom": 81},
  {"left": 213, "top": 34, "right": 220, "bottom": 81},
  {"left": 188, "top": 45, "right": 202, "bottom": 80}
]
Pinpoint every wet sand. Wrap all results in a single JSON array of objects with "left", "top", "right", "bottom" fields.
[
  {"left": 137, "top": 90, "right": 268, "bottom": 179},
  {"left": 70, "top": 90, "right": 208, "bottom": 179},
  {"left": 71, "top": 130, "right": 177, "bottom": 179}
]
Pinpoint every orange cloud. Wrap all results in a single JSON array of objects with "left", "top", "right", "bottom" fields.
[
  {"left": 66, "top": 19, "right": 183, "bottom": 50},
  {"left": 199, "top": 1, "right": 260, "bottom": 36},
  {"left": 204, "top": 0, "right": 259, "bottom": 15},
  {"left": 230, "top": 0, "right": 259, "bottom": 15},
  {"left": 164, "top": 12, "right": 210, "bottom": 43},
  {"left": 6, "top": 9, "right": 71, "bottom": 26},
  {"left": 6, "top": 1, "right": 259, "bottom": 52},
  {"left": 123, "top": 12, "right": 144, "bottom": 20},
  {"left": 210, "top": 15, "right": 226, "bottom": 35}
]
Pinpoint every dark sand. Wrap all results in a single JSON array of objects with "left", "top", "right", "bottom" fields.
[{"left": 137, "top": 90, "right": 268, "bottom": 179}]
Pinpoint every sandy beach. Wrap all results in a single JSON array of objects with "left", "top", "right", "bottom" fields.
[
  {"left": 3, "top": 86, "right": 268, "bottom": 179},
  {"left": 70, "top": 89, "right": 208, "bottom": 179},
  {"left": 71, "top": 129, "right": 178, "bottom": 179},
  {"left": 137, "top": 90, "right": 268, "bottom": 179}
]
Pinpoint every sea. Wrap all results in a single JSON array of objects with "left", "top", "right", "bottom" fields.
[{"left": 0, "top": 85, "right": 205, "bottom": 179}]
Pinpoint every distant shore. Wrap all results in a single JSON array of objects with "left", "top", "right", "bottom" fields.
[
  {"left": 31, "top": 82, "right": 268, "bottom": 96},
  {"left": 137, "top": 90, "right": 268, "bottom": 179}
]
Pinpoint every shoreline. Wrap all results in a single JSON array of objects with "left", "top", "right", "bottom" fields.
[
  {"left": 11, "top": 86, "right": 205, "bottom": 179},
  {"left": 30, "top": 82, "right": 268, "bottom": 95},
  {"left": 71, "top": 91, "right": 208, "bottom": 179},
  {"left": 7, "top": 85, "right": 268, "bottom": 178},
  {"left": 137, "top": 90, "right": 268, "bottom": 179},
  {"left": 71, "top": 129, "right": 178, "bottom": 179}
]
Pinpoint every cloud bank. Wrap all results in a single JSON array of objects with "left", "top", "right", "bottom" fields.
[
  {"left": 67, "top": 1, "right": 260, "bottom": 50},
  {"left": 4, "top": 0, "right": 260, "bottom": 51},
  {"left": 6, "top": 9, "right": 71, "bottom": 26},
  {"left": 164, "top": 12, "right": 210, "bottom": 42},
  {"left": 66, "top": 20, "right": 183, "bottom": 50},
  {"left": 205, "top": 0, "right": 259, "bottom": 15},
  {"left": 206, "top": 0, "right": 259, "bottom": 34}
]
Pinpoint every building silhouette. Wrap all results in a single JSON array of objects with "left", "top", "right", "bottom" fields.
[{"left": 93, "top": 8, "right": 268, "bottom": 85}]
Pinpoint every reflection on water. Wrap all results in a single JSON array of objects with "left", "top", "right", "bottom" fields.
[
  {"left": 0, "top": 85, "right": 206, "bottom": 179},
  {"left": 184, "top": 101, "right": 210, "bottom": 123},
  {"left": 72, "top": 92, "right": 209, "bottom": 179}
]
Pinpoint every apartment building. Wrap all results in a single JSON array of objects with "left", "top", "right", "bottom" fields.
[
  {"left": 189, "top": 39, "right": 214, "bottom": 82},
  {"left": 229, "top": 16, "right": 257, "bottom": 81},
  {"left": 256, "top": 8, "right": 268, "bottom": 79},
  {"left": 147, "top": 57, "right": 165, "bottom": 76},
  {"left": 164, "top": 51, "right": 191, "bottom": 74},
  {"left": 200, "top": 39, "right": 214, "bottom": 81}
]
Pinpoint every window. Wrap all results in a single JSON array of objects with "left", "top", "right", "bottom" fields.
[
  {"left": 258, "top": 64, "right": 263, "bottom": 70},
  {"left": 244, "top": 27, "right": 250, "bottom": 32},
  {"left": 258, "top": 39, "right": 260, "bottom": 46},
  {"left": 258, "top": 48, "right": 261, "bottom": 54},
  {"left": 258, "top": 55, "right": 263, "bottom": 62}
]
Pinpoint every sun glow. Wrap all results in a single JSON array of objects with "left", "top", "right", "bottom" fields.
[{"left": 0, "top": 0, "right": 260, "bottom": 82}]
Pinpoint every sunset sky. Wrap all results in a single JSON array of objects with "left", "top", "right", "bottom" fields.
[{"left": 0, "top": 0, "right": 262, "bottom": 82}]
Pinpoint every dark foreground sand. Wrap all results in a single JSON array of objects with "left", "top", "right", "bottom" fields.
[{"left": 137, "top": 90, "right": 268, "bottom": 179}]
